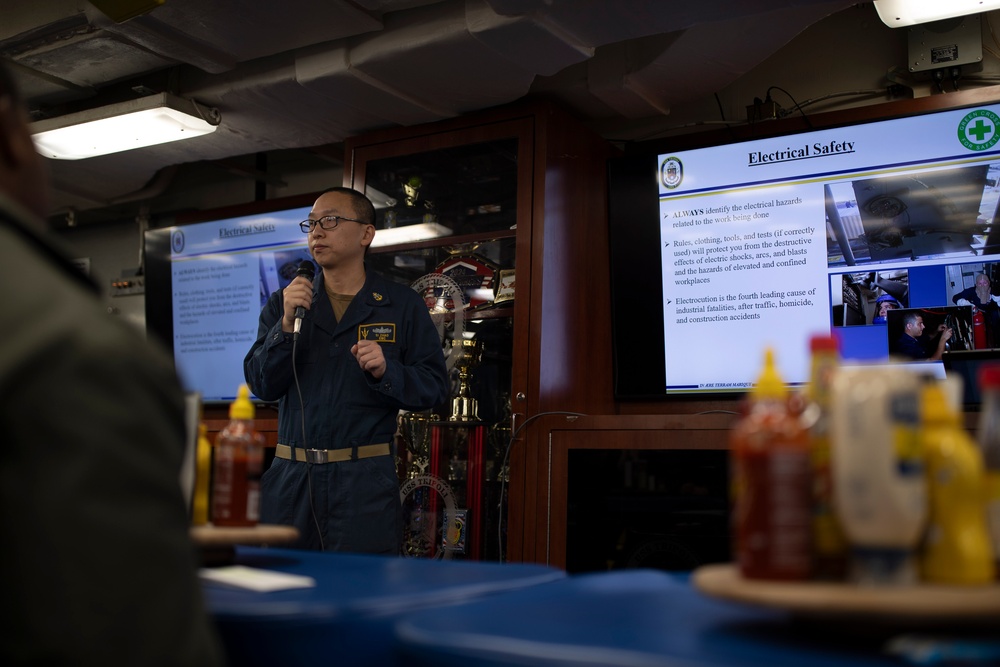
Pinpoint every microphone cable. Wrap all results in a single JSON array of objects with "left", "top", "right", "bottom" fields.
[
  {"left": 291, "top": 334, "right": 325, "bottom": 552},
  {"left": 291, "top": 264, "right": 325, "bottom": 552}
]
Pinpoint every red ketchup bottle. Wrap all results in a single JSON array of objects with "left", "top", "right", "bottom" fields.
[
  {"left": 211, "top": 384, "right": 265, "bottom": 527},
  {"left": 731, "top": 348, "right": 812, "bottom": 580}
]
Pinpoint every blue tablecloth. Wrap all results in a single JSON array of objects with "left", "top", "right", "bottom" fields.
[
  {"left": 202, "top": 546, "right": 565, "bottom": 667},
  {"left": 393, "top": 569, "right": 958, "bottom": 667}
]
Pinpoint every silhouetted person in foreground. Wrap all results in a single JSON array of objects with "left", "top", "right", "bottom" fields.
[{"left": 0, "top": 62, "right": 224, "bottom": 666}]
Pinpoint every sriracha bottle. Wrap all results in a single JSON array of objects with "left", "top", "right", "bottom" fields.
[
  {"left": 804, "top": 334, "right": 847, "bottom": 580},
  {"left": 731, "top": 348, "right": 812, "bottom": 580},
  {"left": 211, "top": 384, "right": 265, "bottom": 527}
]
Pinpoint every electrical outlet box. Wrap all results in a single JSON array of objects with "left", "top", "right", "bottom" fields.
[
  {"left": 745, "top": 100, "right": 780, "bottom": 123},
  {"left": 110, "top": 277, "right": 144, "bottom": 297},
  {"left": 908, "top": 15, "right": 982, "bottom": 73}
]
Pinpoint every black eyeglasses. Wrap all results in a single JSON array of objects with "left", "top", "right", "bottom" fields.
[{"left": 299, "top": 215, "right": 366, "bottom": 233}]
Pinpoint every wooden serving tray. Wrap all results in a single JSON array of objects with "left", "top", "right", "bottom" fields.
[
  {"left": 693, "top": 563, "right": 1000, "bottom": 626},
  {"left": 190, "top": 523, "right": 299, "bottom": 547},
  {"left": 190, "top": 524, "right": 300, "bottom": 565}
]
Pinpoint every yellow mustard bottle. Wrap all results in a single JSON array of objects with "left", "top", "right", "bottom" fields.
[
  {"left": 975, "top": 365, "right": 1000, "bottom": 579},
  {"left": 191, "top": 423, "right": 212, "bottom": 526},
  {"left": 919, "top": 380, "right": 995, "bottom": 585}
]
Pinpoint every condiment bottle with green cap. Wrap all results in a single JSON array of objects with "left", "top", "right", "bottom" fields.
[
  {"left": 211, "top": 384, "right": 265, "bottom": 527},
  {"left": 730, "top": 347, "right": 811, "bottom": 580}
]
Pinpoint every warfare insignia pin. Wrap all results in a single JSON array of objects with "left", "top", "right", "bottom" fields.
[{"left": 358, "top": 323, "right": 396, "bottom": 342}]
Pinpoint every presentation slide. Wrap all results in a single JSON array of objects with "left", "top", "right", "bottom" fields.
[
  {"left": 165, "top": 207, "right": 311, "bottom": 401},
  {"left": 658, "top": 104, "right": 1000, "bottom": 391}
]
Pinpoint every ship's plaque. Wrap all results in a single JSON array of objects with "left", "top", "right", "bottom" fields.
[
  {"left": 435, "top": 254, "right": 499, "bottom": 310},
  {"left": 494, "top": 269, "right": 515, "bottom": 306}
]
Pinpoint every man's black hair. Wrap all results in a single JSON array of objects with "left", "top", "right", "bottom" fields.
[{"left": 322, "top": 186, "right": 376, "bottom": 226}]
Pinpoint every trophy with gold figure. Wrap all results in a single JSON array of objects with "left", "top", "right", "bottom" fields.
[
  {"left": 398, "top": 409, "right": 446, "bottom": 559},
  {"left": 449, "top": 336, "right": 484, "bottom": 422},
  {"left": 399, "top": 410, "right": 436, "bottom": 479}
]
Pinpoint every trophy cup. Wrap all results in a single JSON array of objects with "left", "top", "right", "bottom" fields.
[
  {"left": 399, "top": 410, "right": 436, "bottom": 478},
  {"left": 399, "top": 410, "right": 439, "bottom": 558},
  {"left": 449, "top": 337, "right": 484, "bottom": 422}
]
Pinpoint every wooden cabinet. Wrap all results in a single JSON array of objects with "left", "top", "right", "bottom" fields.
[
  {"left": 343, "top": 102, "right": 619, "bottom": 563},
  {"left": 522, "top": 413, "right": 737, "bottom": 570}
]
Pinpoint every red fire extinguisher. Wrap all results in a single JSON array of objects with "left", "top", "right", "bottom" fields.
[{"left": 974, "top": 308, "right": 987, "bottom": 349}]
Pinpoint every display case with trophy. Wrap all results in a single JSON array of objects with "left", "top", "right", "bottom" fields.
[
  {"left": 345, "top": 103, "right": 618, "bottom": 566},
  {"left": 396, "top": 297, "right": 504, "bottom": 560},
  {"left": 346, "top": 127, "right": 520, "bottom": 562}
]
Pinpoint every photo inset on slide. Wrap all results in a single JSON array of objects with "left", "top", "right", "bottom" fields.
[
  {"left": 831, "top": 269, "right": 908, "bottom": 326},
  {"left": 258, "top": 248, "right": 313, "bottom": 308},
  {"left": 945, "top": 262, "right": 1000, "bottom": 349},
  {"left": 887, "top": 306, "right": 974, "bottom": 362},
  {"left": 825, "top": 162, "right": 1000, "bottom": 267}
]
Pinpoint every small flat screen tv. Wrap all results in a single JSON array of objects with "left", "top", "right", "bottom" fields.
[
  {"left": 942, "top": 348, "right": 1000, "bottom": 406},
  {"left": 145, "top": 201, "right": 312, "bottom": 403},
  {"left": 608, "top": 99, "right": 1000, "bottom": 400},
  {"left": 885, "top": 305, "right": 975, "bottom": 360}
]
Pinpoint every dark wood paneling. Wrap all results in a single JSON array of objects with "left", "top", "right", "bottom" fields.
[
  {"left": 201, "top": 405, "right": 279, "bottom": 447},
  {"left": 538, "top": 414, "right": 738, "bottom": 568}
]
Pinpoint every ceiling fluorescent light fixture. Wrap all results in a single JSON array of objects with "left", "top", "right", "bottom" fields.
[
  {"left": 89, "top": 0, "right": 165, "bottom": 23},
  {"left": 364, "top": 185, "right": 398, "bottom": 209},
  {"left": 873, "top": 0, "right": 1000, "bottom": 27},
  {"left": 369, "top": 222, "right": 452, "bottom": 248},
  {"left": 30, "top": 93, "right": 221, "bottom": 160}
]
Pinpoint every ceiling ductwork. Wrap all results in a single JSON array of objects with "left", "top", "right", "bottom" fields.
[{"left": 0, "top": 0, "right": 857, "bottom": 219}]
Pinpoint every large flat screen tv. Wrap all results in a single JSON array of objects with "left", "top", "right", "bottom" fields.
[
  {"left": 608, "top": 99, "right": 1000, "bottom": 400},
  {"left": 145, "top": 201, "right": 313, "bottom": 403}
]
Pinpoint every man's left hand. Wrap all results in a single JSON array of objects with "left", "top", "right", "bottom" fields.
[{"left": 352, "top": 339, "right": 386, "bottom": 379}]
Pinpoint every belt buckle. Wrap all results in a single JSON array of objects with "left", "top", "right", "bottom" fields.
[{"left": 304, "top": 448, "right": 328, "bottom": 464}]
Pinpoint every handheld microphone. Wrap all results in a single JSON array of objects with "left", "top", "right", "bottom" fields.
[{"left": 293, "top": 260, "right": 315, "bottom": 336}]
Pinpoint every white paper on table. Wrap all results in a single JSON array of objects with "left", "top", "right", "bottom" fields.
[{"left": 199, "top": 566, "right": 316, "bottom": 592}]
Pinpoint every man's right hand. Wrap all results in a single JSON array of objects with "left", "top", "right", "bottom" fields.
[{"left": 282, "top": 276, "right": 313, "bottom": 332}]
